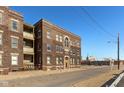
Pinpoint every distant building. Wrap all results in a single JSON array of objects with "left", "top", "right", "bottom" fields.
[
  {"left": 103, "top": 58, "right": 112, "bottom": 61},
  {"left": 88, "top": 56, "right": 96, "bottom": 62}
]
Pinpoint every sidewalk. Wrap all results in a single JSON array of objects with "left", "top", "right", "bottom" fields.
[
  {"left": 116, "top": 73, "right": 124, "bottom": 87},
  {"left": 72, "top": 65, "right": 124, "bottom": 87},
  {"left": 0, "top": 65, "right": 107, "bottom": 81}
]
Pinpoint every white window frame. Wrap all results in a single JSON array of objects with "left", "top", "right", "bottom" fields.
[
  {"left": 56, "top": 34, "right": 59, "bottom": 41},
  {"left": 11, "top": 55, "right": 18, "bottom": 65},
  {"left": 11, "top": 19, "right": 19, "bottom": 32},
  {"left": 11, "top": 37, "right": 18, "bottom": 48},
  {"left": 47, "top": 56, "right": 51, "bottom": 64},
  {"left": 59, "top": 35, "right": 63, "bottom": 42},
  {"left": 0, "top": 54, "right": 2, "bottom": 66},
  {"left": 56, "top": 57, "right": 59, "bottom": 65},
  {"left": 47, "top": 31, "right": 51, "bottom": 39},
  {"left": 0, "top": 33, "right": 2, "bottom": 45},
  {"left": 60, "top": 57, "right": 63, "bottom": 64}
]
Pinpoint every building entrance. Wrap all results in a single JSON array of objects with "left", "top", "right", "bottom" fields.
[{"left": 64, "top": 56, "right": 70, "bottom": 69}]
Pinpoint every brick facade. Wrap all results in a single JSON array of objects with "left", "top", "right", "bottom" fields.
[
  {"left": 34, "top": 19, "right": 81, "bottom": 70},
  {"left": 0, "top": 7, "right": 81, "bottom": 71},
  {"left": 0, "top": 6, "right": 23, "bottom": 71}
]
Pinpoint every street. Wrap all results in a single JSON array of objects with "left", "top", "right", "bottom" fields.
[{"left": 0, "top": 66, "right": 112, "bottom": 87}]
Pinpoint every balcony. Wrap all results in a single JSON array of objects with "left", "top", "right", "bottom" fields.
[
  {"left": 23, "top": 47, "right": 34, "bottom": 55},
  {"left": 23, "top": 31, "right": 34, "bottom": 40},
  {"left": 23, "top": 60, "right": 33, "bottom": 64}
]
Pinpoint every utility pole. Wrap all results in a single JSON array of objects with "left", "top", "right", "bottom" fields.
[{"left": 117, "top": 33, "right": 120, "bottom": 70}]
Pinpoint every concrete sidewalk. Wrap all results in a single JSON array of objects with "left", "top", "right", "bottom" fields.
[
  {"left": 72, "top": 65, "right": 124, "bottom": 87},
  {"left": 116, "top": 75, "right": 124, "bottom": 87},
  {"left": 0, "top": 66, "right": 108, "bottom": 81}
]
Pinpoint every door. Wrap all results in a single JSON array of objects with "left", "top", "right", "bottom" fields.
[{"left": 64, "top": 56, "right": 70, "bottom": 69}]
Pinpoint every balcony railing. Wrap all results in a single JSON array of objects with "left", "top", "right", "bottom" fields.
[
  {"left": 23, "top": 61, "right": 34, "bottom": 70},
  {"left": 23, "top": 31, "right": 34, "bottom": 40},
  {"left": 23, "top": 47, "right": 34, "bottom": 54},
  {"left": 23, "top": 60, "right": 34, "bottom": 64}
]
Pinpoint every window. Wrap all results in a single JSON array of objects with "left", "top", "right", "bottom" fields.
[
  {"left": 56, "top": 35, "right": 63, "bottom": 42},
  {"left": 47, "top": 56, "right": 51, "bottom": 64},
  {"left": 60, "top": 35, "right": 63, "bottom": 42},
  {"left": 77, "top": 50, "right": 80, "bottom": 56},
  {"left": 38, "top": 56, "right": 41, "bottom": 64},
  {"left": 11, "top": 37, "right": 18, "bottom": 48},
  {"left": 56, "top": 45, "right": 63, "bottom": 53},
  {"left": 60, "top": 46, "right": 63, "bottom": 52},
  {"left": 11, "top": 20, "right": 18, "bottom": 31},
  {"left": 47, "top": 31, "right": 51, "bottom": 39},
  {"left": 37, "top": 30, "right": 41, "bottom": 38},
  {"left": 0, "top": 34, "right": 2, "bottom": 45},
  {"left": 56, "top": 57, "right": 59, "bottom": 64},
  {"left": 47, "top": 44, "right": 51, "bottom": 52},
  {"left": 70, "top": 41, "right": 72, "bottom": 46},
  {"left": 73, "top": 49, "right": 75, "bottom": 55},
  {"left": 73, "top": 58, "right": 75, "bottom": 64},
  {"left": 77, "top": 42, "right": 80, "bottom": 46},
  {"left": 77, "top": 59, "right": 80, "bottom": 64},
  {"left": 0, "top": 54, "right": 2, "bottom": 65},
  {"left": 37, "top": 43, "right": 41, "bottom": 50},
  {"left": 0, "top": 13, "right": 2, "bottom": 24},
  {"left": 56, "top": 45, "right": 59, "bottom": 52},
  {"left": 60, "top": 57, "right": 63, "bottom": 64},
  {"left": 70, "top": 50, "right": 73, "bottom": 55},
  {"left": 11, "top": 55, "right": 18, "bottom": 65},
  {"left": 64, "top": 37, "right": 69, "bottom": 47},
  {"left": 70, "top": 58, "right": 73, "bottom": 64},
  {"left": 56, "top": 35, "right": 59, "bottom": 41}
]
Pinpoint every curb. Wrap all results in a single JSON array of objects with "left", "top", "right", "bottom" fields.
[{"left": 109, "top": 71, "right": 124, "bottom": 87}]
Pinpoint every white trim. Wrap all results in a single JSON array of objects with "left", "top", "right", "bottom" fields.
[
  {"left": 11, "top": 55, "right": 18, "bottom": 65},
  {"left": 0, "top": 10, "right": 4, "bottom": 13},
  {"left": 0, "top": 30, "right": 3, "bottom": 33},
  {"left": 0, "top": 51, "right": 4, "bottom": 54},
  {"left": 11, "top": 53, "right": 19, "bottom": 56},
  {"left": 10, "top": 18, "right": 19, "bottom": 22},
  {"left": 10, "top": 18, "right": 20, "bottom": 32},
  {"left": 11, "top": 36, "right": 19, "bottom": 39}
]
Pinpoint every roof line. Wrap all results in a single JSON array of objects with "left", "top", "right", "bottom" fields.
[{"left": 34, "top": 18, "right": 81, "bottom": 39}]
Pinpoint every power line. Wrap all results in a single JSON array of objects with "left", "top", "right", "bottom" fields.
[{"left": 80, "top": 7, "right": 116, "bottom": 39}]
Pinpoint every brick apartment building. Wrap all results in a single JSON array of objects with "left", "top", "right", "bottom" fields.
[
  {"left": 0, "top": 6, "right": 23, "bottom": 71},
  {"left": 0, "top": 6, "right": 81, "bottom": 71},
  {"left": 34, "top": 19, "right": 81, "bottom": 70}
]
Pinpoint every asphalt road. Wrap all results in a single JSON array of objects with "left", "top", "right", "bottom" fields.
[{"left": 2, "top": 66, "right": 110, "bottom": 87}]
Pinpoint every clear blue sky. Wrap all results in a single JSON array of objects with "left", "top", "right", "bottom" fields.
[{"left": 10, "top": 6, "right": 124, "bottom": 60}]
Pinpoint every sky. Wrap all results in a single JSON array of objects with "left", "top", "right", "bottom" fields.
[{"left": 10, "top": 6, "right": 124, "bottom": 60}]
